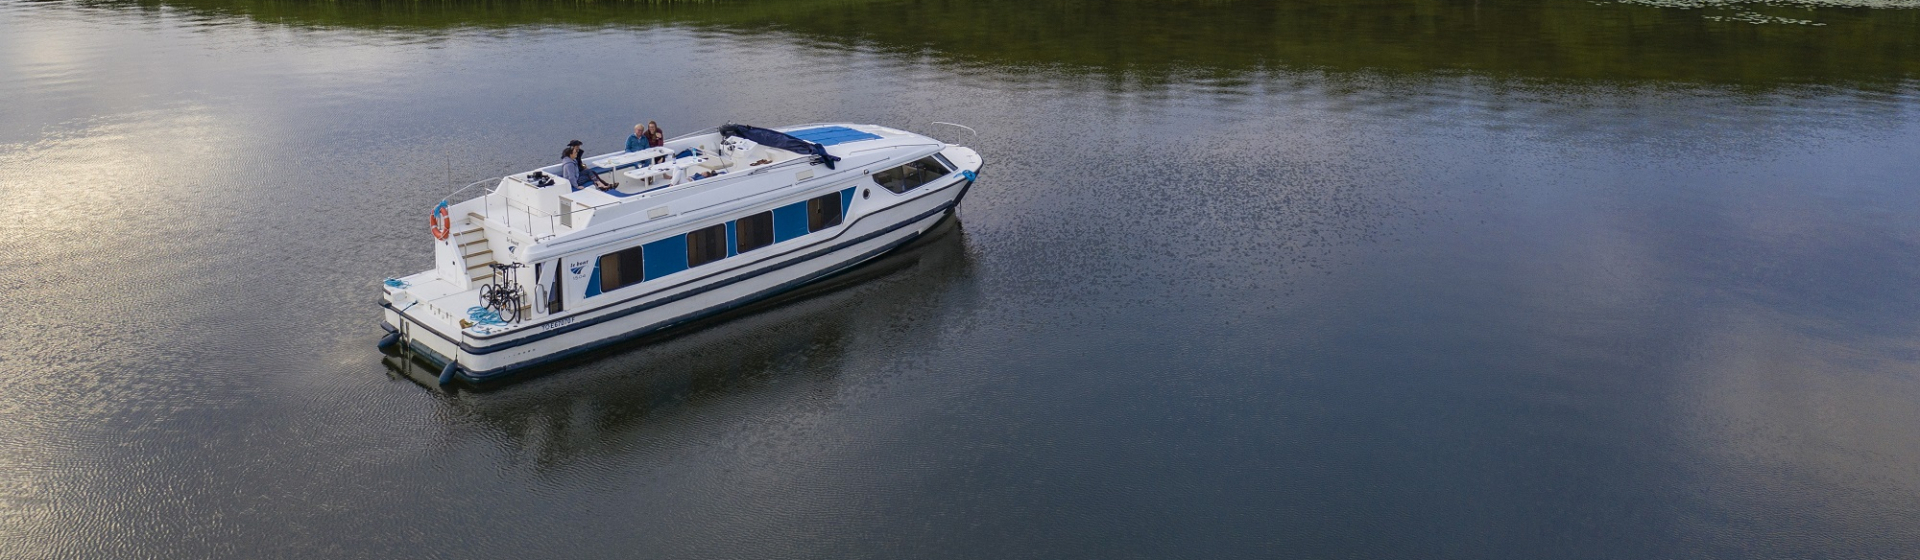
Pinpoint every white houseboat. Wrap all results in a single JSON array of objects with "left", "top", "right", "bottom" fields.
[{"left": 378, "top": 123, "right": 983, "bottom": 384}]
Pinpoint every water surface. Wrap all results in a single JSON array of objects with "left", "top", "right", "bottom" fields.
[{"left": 3, "top": 1, "right": 1919, "bottom": 558}]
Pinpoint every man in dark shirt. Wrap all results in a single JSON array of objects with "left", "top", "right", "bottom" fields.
[{"left": 560, "top": 140, "right": 617, "bottom": 190}]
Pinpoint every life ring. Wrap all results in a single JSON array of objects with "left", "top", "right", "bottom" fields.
[{"left": 430, "top": 201, "right": 451, "bottom": 241}]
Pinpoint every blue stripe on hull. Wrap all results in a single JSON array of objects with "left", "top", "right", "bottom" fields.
[
  {"left": 773, "top": 201, "right": 809, "bottom": 242},
  {"left": 456, "top": 217, "right": 944, "bottom": 383},
  {"left": 641, "top": 234, "right": 689, "bottom": 280}
]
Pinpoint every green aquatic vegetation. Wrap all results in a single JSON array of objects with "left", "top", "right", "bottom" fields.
[
  {"left": 1619, "top": 0, "right": 1918, "bottom": 7},
  {"left": 1610, "top": 0, "right": 1920, "bottom": 26},
  {"left": 1701, "top": 13, "right": 1821, "bottom": 25},
  {"left": 67, "top": 0, "right": 1920, "bottom": 85}
]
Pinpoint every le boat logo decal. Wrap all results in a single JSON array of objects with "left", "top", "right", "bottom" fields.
[{"left": 568, "top": 260, "right": 589, "bottom": 276}]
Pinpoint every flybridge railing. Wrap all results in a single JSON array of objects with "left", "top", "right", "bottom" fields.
[
  {"left": 440, "top": 176, "right": 593, "bottom": 243},
  {"left": 441, "top": 177, "right": 497, "bottom": 206},
  {"left": 665, "top": 126, "right": 721, "bottom": 143}
]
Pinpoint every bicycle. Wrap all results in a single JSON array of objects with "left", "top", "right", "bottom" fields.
[{"left": 478, "top": 262, "right": 527, "bottom": 323}]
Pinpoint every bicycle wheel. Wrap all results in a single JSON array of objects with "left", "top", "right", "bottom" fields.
[
  {"left": 478, "top": 283, "right": 497, "bottom": 308},
  {"left": 501, "top": 292, "right": 523, "bottom": 323}
]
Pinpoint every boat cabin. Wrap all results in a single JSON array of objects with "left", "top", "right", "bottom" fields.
[{"left": 387, "top": 123, "right": 970, "bottom": 336}]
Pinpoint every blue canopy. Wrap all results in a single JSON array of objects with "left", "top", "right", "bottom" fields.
[{"left": 719, "top": 124, "right": 842, "bottom": 169}]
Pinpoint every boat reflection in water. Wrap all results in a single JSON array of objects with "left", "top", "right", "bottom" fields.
[{"left": 381, "top": 216, "right": 974, "bottom": 463}]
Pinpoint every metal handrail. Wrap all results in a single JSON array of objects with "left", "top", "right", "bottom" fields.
[
  {"left": 664, "top": 126, "right": 722, "bottom": 143},
  {"left": 927, "top": 122, "right": 978, "bottom": 144},
  {"left": 845, "top": 141, "right": 942, "bottom": 157},
  {"left": 745, "top": 157, "right": 816, "bottom": 176},
  {"left": 929, "top": 122, "right": 977, "bottom": 136},
  {"left": 434, "top": 174, "right": 601, "bottom": 245},
  {"left": 441, "top": 177, "right": 499, "bottom": 206}
]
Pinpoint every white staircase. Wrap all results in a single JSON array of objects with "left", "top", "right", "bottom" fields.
[{"left": 453, "top": 221, "right": 496, "bottom": 286}]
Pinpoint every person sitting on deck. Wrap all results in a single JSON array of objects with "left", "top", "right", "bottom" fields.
[
  {"left": 626, "top": 123, "right": 647, "bottom": 152},
  {"left": 645, "top": 121, "right": 664, "bottom": 149},
  {"left": 559, "top": 143, "right": 617, "bottom": 191}
]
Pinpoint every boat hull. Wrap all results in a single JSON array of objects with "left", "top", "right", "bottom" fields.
[{"left": 382, "top": 174, "right": 973, "bottom": 384}]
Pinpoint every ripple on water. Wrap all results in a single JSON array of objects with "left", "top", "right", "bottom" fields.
[{"left": 2, "top": 0, "right": 1920, "bottom": 558}]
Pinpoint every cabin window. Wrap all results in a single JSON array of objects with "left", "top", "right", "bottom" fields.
[
  {"left": 596, "top": 245, "right": 645, "bottom": 294},
  {"left": 933, "top": 153, "right": 957, "bottom": 172},
  {"left": 735, "top": 211, "right": 774, "bottom": 254},
  {"left": 687, "top": 223, "right": 728, "bottom": 268},
  {"left": 807, "top": 191, "right": 843, "bottom": 232},
  {"left": 871, "top": 156, "right": 952, "bottom": 194}
]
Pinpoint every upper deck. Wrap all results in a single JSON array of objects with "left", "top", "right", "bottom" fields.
[
  {"left": 444, "top": 123, "right": 950, "bottom": 262},
  {"left": 387, "top": 122, "right": 981, "bottom": 348}
]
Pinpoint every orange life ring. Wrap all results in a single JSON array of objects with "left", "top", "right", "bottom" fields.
[{"left": 430, "top": 201, "right": 451, "bottom": 241}]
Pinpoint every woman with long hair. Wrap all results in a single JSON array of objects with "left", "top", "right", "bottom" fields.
[{"left": 644, "top": 121, "right": 664, "bottom": 148}]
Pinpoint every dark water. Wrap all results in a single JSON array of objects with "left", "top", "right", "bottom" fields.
[{"left": 4, "top": 0, "right": 1920, "bottom": 557}]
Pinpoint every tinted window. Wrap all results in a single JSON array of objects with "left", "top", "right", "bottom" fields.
[
  {"left": 545, "top": 262, "right": 563, "bottom": 312},
  {"left": 735, "top": 211, "right": 774, "bottom": 254},
  {"left": 687, "top": 223, "right": 728, "bottom": 268},
  {"left": 596, "top": 245, "right": 644, "bottom": 294},
  {"left": 808, "top": 192, "right": 843, "bottom": 232},
  {"left": 871, "top": 156, "right": 952, "bottom": 194}
]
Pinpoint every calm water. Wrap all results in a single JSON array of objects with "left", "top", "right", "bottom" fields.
[{"left": 4, "top": 0, "right": 1920, "bottom": 557}]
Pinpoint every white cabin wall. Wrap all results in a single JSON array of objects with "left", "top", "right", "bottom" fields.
[
  {"left": 843, "top": 174, "right": 881, "bottom": 222},
  {"left": 504, "top": 177, "right": 561, "bottom": 215},
  {"left": 664, "top": 133, "right": 723, "bottom": 156},
  {"left": 433, "top": 236, "right": 467, "bottom": 289},
  {"left": 561, "top": 252, "right": 597, "bottom": 309}
]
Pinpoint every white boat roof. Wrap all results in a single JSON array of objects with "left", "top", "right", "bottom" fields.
[{"left": 454, "top": 123, "right": 954, "bottom": 261}]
